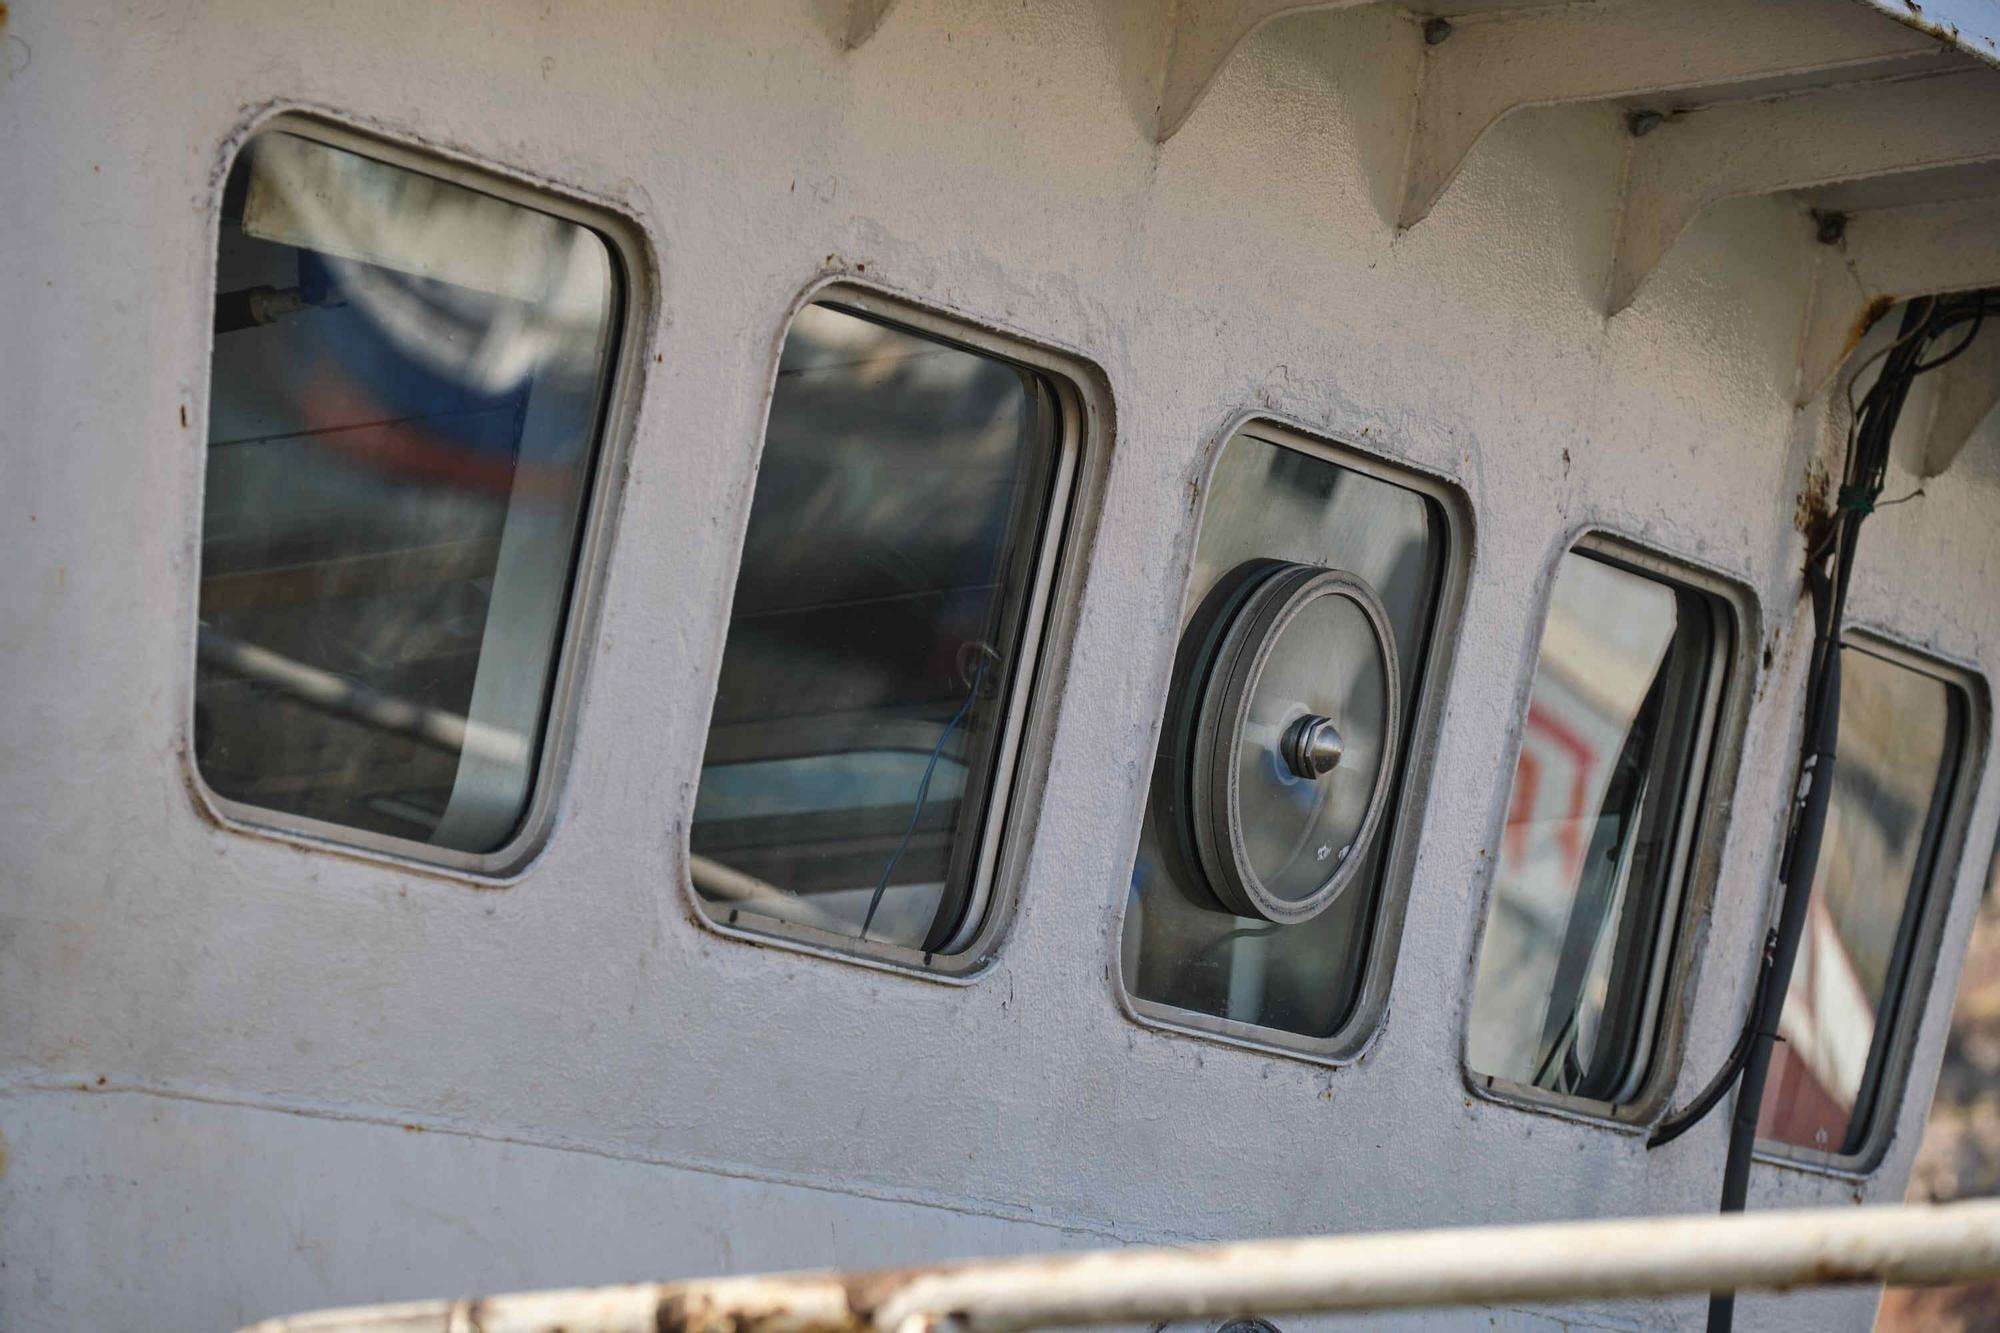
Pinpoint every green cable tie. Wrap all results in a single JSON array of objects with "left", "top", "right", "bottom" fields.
[{"left": 1836, "top": 485, "right": 1878, "bottom": 515}]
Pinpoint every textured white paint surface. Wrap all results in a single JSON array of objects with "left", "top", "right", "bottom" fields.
[{"left": 4, "top": 2, "right": 2000, "bottom": 1331}]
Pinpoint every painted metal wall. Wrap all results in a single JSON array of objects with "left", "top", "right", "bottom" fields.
[{"left": 4, "top": 1, "right": 2000, "bottom": 1329}]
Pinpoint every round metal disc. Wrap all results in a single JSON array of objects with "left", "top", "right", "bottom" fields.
[{"left": 1188, "top": 564, "right": 1400, "bottom": 925}]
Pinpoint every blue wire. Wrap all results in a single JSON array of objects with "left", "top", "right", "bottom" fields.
[{"left": 860, "top": 658, "right": 988, "bottom": 940}]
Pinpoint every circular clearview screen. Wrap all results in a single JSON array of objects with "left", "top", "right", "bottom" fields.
[
  {"left": 1235, "top": 592, "right": 1388, "bottom": 902},
  {"left": 1189, "top": 564, "right": 1399, "bottom": 924}
]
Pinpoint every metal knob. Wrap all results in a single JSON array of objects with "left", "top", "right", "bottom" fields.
[{"left": 1281, "top": 714, "right": 1345, "bottom": 780}]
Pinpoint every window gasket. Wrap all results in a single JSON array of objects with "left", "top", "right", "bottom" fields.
[
  {"left": 1108, "top": 415, "right": 1474, "bottom": 1066},
  {"left": 1458, "top": 528, "right": 1756, "bottom": 1132},
  {"left": 1751, "top": 628, "right": 1991, "bottom": 1178},
  {"left": 181, "top": 107, "right": 655, "bottom": 882},
  {"left": 679, "top": 278, "right": 1105, "bottom": 982}
]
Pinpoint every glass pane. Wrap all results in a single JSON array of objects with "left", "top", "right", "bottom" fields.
[
  {"left": 196, "top": 130, "right": 619, "bottom": 854},
  {"left": 690, "top": 303, "right": 1063, "bottom": 954},
  {"left": 1121, "top": 433, "right": 1445, "bottom": 1041},
  {"left": 1759, "top": 646, "right": 1962, "bottom": 1156},
  {"left": 1466, "top": 554, "right": 1720, "bottom": 1104}
]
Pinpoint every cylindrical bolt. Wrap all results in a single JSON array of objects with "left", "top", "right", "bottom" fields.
[{"left": 1282, "top": 715, "right": 1345, "bottom": 780}]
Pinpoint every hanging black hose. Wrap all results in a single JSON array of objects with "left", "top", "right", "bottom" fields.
[
  {"left": 1703, "top": 577, "right": 1842, "bottom": 1332},
  {"left": 1648, "top": 561, "right": 1836, "bottom": 1152},
  {"left": 1631, "top": 292, "right": 1999, "bottom": 1332}
]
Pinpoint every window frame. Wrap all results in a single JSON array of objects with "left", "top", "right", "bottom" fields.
[
  {"left": 1110, "top": 416, "right": 1474, "bottom": 1065},
  {"left": 681, "top": 279, "right": 1104, "bottom": 981},
  {"left": 1753, "top": 629, "right": 1990, "bottom": 1177},
  {"left": 182, "top": 108, "right": 653, "bottom": 880},
  {"left": 1459, "top": 529, "right": 1756, "bottom": 1130}
]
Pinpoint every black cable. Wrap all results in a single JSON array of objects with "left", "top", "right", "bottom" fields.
[
  {"left": 1656, "top": 294, "right": 1983, "bottom": 1150},
  {"left": 1620, "top": 293, "right": 1983, "bottom": 1326},
  {"left": 1912, "top": 309, "right": 1984, "bottom": 374},
  {"left": 1650, "top": 558, "right": 1833, "bottom": 1153},
  {"left": 1694, "top": 296, "right": 1962, "bottom": 1332},
  {"left": 1706, "top": 610, "right": 1842, "bottom": 1331}
]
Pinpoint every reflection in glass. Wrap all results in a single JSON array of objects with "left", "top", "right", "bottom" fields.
[
  {"left": 196, "top": 131, "right": 619, "bottom": 853},
  {"left": 1122, "top": 433, "right": 1446, "bottom": 1041},
  {"left": 1759, "top": 646, "right": 1965, "bottom": 1157},
  {"left": 1467, "top": 554, "right": 1723, "bottom": 1104},
  {"left": 691, "top": 304, "right": 1064, "bottom": 954}
]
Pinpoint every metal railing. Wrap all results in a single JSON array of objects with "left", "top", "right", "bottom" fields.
[{"left": 242, "top": 1199, "right": 2000, "bottom": 1332}]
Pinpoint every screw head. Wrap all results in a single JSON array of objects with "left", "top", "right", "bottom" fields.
[{"left": 1813, "top": 209, "right": 1849, "bottom": 245}]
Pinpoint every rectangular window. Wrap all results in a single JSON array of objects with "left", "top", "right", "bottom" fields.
[
  {"left": 1758, "top": 640, "right": 1974, "bottom": 1162},
  {"left": 689, "top": 297, "right": 1077, "bottom": 963},
  {"left": 1466, "top": 546, "right": 1732, "bottom": 1111},
  {"left": 1119, "top": 427, "right": 1461, "bottom": 1054},
  {"left": 195, "top": 125, "right": 625, "bottom": 866}
]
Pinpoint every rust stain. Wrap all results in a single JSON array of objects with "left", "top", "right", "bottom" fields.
[
  {"left": 1845, "top": 293, "right": 1898, "bottom": 361},
  {"left": 1794, "top": 457, "right": 1833, "bottom": 537},
  {"left": 652, "top": 1264, "right": 973, "bottom": 1333},
  {"left": 657, "top": 1286, "right": 844, "bottom": 1333},
  {"left": 1875, "top": 0, "right": 1988, "bottom": 56},
  {"left": 842, "top": 1264, "right": 952, "bottom": 1325},
  {"left": 1773, "top": 1256, "right": 1880, "bottom": 1292}
]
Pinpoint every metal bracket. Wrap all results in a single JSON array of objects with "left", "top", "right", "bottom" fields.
[
  {"left": 1154, "top": 0, "right": 1370, "bottom": 142},
  {"left": 844, "top": 0, "right": 899, "bottom": 49},
  {"left": 1400, "top": 0, "right": 1940, "bottom": 229},
  {"left": 1796, "top": 194, "right": 2000, "bottom": 405},
  {"left": 1613, "top": 69, "right": 2000, "bottom": 313}
]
